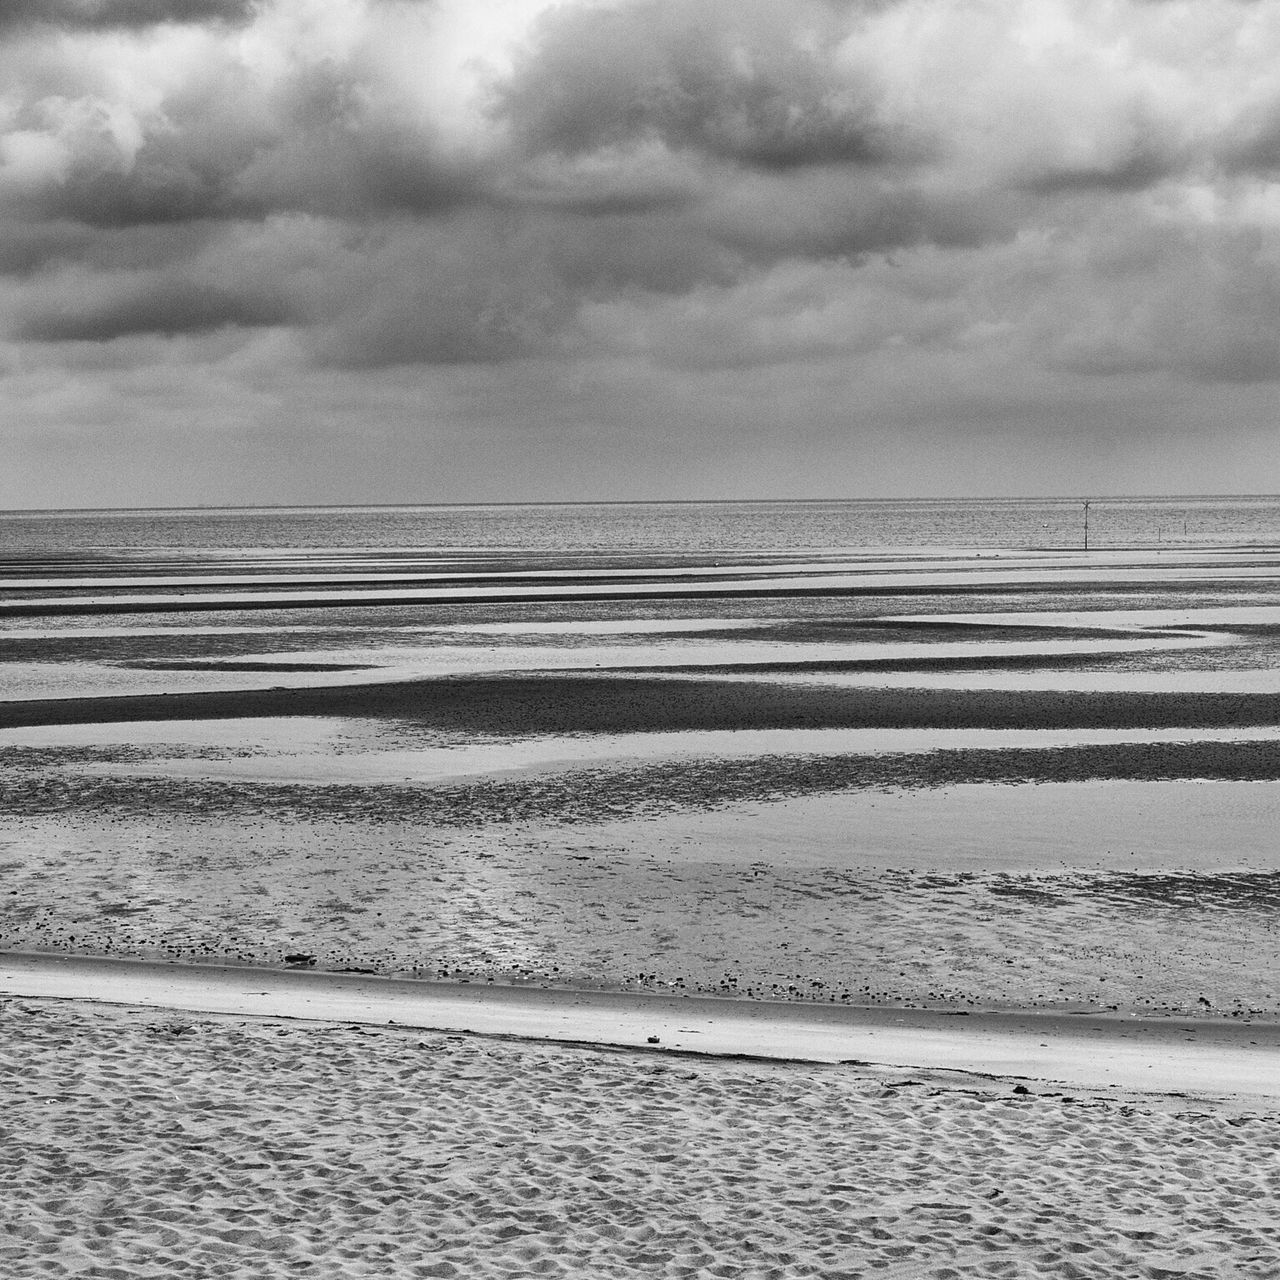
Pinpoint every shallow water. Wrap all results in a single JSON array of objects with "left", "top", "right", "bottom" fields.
[{"left": 7, "top": 493, "right": 1280, "bottom": 552}]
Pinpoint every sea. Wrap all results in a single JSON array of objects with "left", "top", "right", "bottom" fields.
[{"left": 3, "top": 495, "right": 1280, "bottom": 556}]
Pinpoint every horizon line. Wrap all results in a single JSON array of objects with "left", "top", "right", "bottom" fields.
[{"left": 5, "top": 493, "right": 1280, "bottom": 517}]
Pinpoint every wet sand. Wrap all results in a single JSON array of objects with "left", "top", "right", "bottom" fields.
[{"left": 4, "top": 785, "right": 1280, "bottom": 1017}]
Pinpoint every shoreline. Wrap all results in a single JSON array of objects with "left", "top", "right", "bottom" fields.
[{"left": 6, "top": 950, "right": 1280, "bottom": 1101}]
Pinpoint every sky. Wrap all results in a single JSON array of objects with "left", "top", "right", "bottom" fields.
[{"left": 3, "top": 0, "right": 1280, "bottom": 508}]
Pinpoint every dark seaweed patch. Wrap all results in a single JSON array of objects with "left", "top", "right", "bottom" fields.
[{"left": 4, "top": 739, "right": 1279, "bottom": 826}]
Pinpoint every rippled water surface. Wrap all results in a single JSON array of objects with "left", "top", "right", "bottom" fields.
[{"left": 6, "top": 494, "right": 1280, "bottom": 553}]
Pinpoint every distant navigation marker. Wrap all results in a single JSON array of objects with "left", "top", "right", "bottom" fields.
[{"left": 1082, "top": 500, "right": 1092, "bottom": 551}]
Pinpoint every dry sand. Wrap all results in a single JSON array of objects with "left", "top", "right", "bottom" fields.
[{"left": 4, "top": 994, "right": 1279, "bottom": 1280}]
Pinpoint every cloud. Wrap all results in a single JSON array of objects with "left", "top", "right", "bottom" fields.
[
  {"left": 9, "top": 0, "right": 1280, "bottom": 511},
  {"left": 1217, "top": 94, "right": 1280, "bottom": 176},
  {"left": 0, "top": 0, "right": 256, "bottom": 30},
  {"left": 0, "top": 220, "right": 96, "bottom": 275},
  {"left": 1020, "top": 136, "right": 1182, "bottom": 195},
  {"left": 0, "top": 3, "right": 493, "bottom": 235},
  {"left": 297, "top": 212, "right": 646, "bottom": 368},
  {"left": 1041, "top": 221, "right": 1280, "bottom": 383},
  {"left": 17, "top": 274, "right": 289, "bottom": 341},
  {"left": 494, "top": 143, "right": 706, "bottom": 217},
  {"left": 696, "top": 168, "right": 1019, "bottom": 265},
  {"left": 495, "top": 0, "right": 927, "bottom": 172}
]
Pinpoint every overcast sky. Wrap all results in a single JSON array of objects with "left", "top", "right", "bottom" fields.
[{"left": 4, "top": 0, "right": 1280, "bottom": 508}]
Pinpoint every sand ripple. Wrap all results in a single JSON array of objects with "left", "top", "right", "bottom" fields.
[{"left": 3, "top": 1000, "right": 1279, "bottom": 1279}]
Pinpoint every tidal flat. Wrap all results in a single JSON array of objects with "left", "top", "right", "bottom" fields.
[
  {"left": 6, "top": 511, "right": 1280, "bottom": 1280},
  {"left": 4, "top": 541, "right": 1280, "bottom": 1020}
]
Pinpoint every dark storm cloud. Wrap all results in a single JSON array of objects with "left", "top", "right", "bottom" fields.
[
  {"left": 495, "top": 0, "right": 927, "bottom": 172},
  {"left": 302, "top": 215, "right": 596, "bottom": 369},
  {"left": 18, "top": 277, "right": 290, "bottom": 341},
  {"left": 540, "top": 215, "right": 742, "bottom": 295},
  {"left": 0, "top": 218, "right": 234, "bottom": 287},
  {"left": 0, "top": 0, "right": 256, "bottom": 29},
  {"left": 238, "top": 127, "right": 483, "bottom": 222},
  {"left": 0, "top": 222, "right": 96, "bottom": 275},
  {"left": 6, "top": 0, "right": 1280, "bottom": 395},
  {"left": 496, "top": 157, "right": 703, "bottom": 218},
  {"left": 11, "top": 144, "right": 266, "bottom": 234},
  {"left": 4, "top": 52, "right": 484, "bottom": 236},
  {"left": 35, "top": 155, "right": 262, "bottom": 229},
  {"left": 1021, "top": 145, "right": 1180, "bottom": 195},
  {"left": 1215, "top": 98, "right": 1280, "bottom": 175},
  {"left": 231, "top": 57, "right": 486, "bottom": 219},
  {"left": 701, "top": 174, "right": 1018, "bottom": 265},
  {"left": 294, "top": 201, "right": 766, "bottom": 370}
]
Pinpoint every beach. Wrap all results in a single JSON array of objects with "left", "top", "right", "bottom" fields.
[
  {"left": 10, "top": 0, "right": 1280, "bottom": 1254},
  {"left": 6, "top": 994, "right": 1280, "bottom": 1280},
  {"left": 4, "top": 504, "right": 1280, "bottom": 1276}
]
